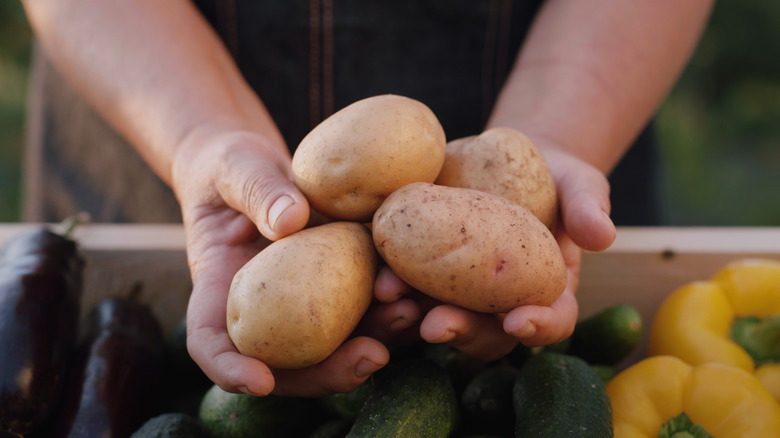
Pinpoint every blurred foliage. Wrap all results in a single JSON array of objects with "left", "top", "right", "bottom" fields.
[
  {"left": 0, "top": 1, "right": 778, "bottom": 224},
  {"left": 0, "top": 2, "right": 30, "bottom": 221},
  {"left": 655, "top": 0, "right": 780, "bottom": 225}
]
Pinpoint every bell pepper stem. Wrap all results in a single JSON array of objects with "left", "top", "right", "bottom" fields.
[
  {"left": 731, "top": 315, "right": 780, "bottom": 365},
  {"left": 658, "top": 412, "right": 713, "bottom": 438}
]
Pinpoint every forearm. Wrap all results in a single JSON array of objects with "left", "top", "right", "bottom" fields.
[
  {"left": 21, "top": 0, "right": 284, "bottom": 185},
  {"left": 488, "top": 0, "right": 713, "bottom": 174}
]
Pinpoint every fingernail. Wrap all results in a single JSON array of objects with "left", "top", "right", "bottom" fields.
[
  {"left": 390, "top": 317, "right": 412, "bottom": 331},
  {"left": 268, "top": 195, "right": 295, "bottom": 231},
  {"left": 430, "top": 329, "right": 455, "bottom": 344},
  {"left": 513, "top": 321, "right": 536, "bottom": 339},
  {"left": 355, "top": 358, "right": 382, "bottom": 378},
  {"left": 238, "top": 385, "right": 253, "bottom": 395}
]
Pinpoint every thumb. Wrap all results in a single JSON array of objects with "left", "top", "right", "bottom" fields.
[
  {"left": 216, "top": 144, "right": 310, "bottom": 241},
  {"left": 555, "top": 160, "right": 616, "bottom": 252}
]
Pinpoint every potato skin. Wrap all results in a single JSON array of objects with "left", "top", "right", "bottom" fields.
[
  {"left": 226, "top": 222, "right": 378, "bottom": 369},
  {"left": 292, "top": 94, "right": 447, "bottom": 222},
  {"left": 435, "top": 127, "right": 558, "bottom": 232},
  {"left": 372, "top": 183, "right": 566, "bottom": 313}
]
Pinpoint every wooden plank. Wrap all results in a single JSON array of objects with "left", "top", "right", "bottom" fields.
[
  {"left": 579, "top": 227, "right": 780, "bottom": 366},
  {"left": 2, "top": 224, "right": 779, "bottom": 358}
]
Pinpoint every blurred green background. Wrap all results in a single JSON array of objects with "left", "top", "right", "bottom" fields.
[{"left": 0, "top": 2, "right": 778, "bottom": 225}]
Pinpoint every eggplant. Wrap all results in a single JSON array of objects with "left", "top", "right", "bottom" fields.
[
  {"left": 50, "top": 297, "right": 165, "bottom": 438},
  {"left": 0, "top": 228, "right": 84, "bottom": 436}
]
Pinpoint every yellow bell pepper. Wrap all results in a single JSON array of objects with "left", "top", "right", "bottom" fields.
[
  {"left": 756, "top": 363, "right": 780, "bottom": 402},
  {"left": 606, "top": 355, "right": 780, "bottom": 438},
  {"left": 648, "top": 258, "right": 780, "bottom": 402}
]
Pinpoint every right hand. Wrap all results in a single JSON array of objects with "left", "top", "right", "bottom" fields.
[{"left": 171, "top": 128, "right": 391, "bottom": 397}]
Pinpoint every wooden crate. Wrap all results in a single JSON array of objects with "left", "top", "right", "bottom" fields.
[{"left": 2, "top": 224, "right": 779, "bottom": 365}]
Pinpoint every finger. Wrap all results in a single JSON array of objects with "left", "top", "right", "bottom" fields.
[
  {"left": 187, "top": 268, "right": 274, "bottom": 395},
  {"left": 502, "top": 287, "right": 579, "bottom": 347},
  {"left": 354, "top": 298, "right": 422, "bottom": 344},
  {"left": 184, "top": 224, "right": 274, "bottom": 395},
  {"left": 187, "top": 324, "right": 275, "bottom": 396},
  {"left": 419, "top": 305, "right": 519, "bottom": 362},
  {"left": 272, "top": 337, "right": 390, "bottom": 397},
  {"left": 214, "top": 138, "right": 310, "bottom": 241},
  {"left": 373, "top": 265, "right": 414, "bottom": 303},
  {"left": 555, "top": 162, "right": 616, "bottom": 252}
]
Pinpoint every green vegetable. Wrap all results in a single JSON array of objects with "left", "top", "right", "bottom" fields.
[
  {"left": 131, "top": 413, "right": 213, "bottom": 438},
  {"left": 658, "top": 412, "right": 713, "bottom": 438},
  {"left": 346, "top": 358, "right": 459, "bottom": 438},
  {"left": 198, "top": 385, "right": 319, "bottom": 438},
  {"left": 318, "top": 379, "right": 373, "bottom": 421},
  {"left": 514, "top": 352, "right": 613, "bottom": 437},
  {"left": 306, "top": 419, "right": 352, "bottom": 438},
  {"left": 566, "top": 304, "right": 643, "bottom": 365},
  {"left": 459, "top": 364, "right": 520, "bottom": 436},
  {"left": 590, "top": 364, "right": 619, "bottom": 385},
  {"left": 422, "top": 343, "right": 487, "bottom": 395}
]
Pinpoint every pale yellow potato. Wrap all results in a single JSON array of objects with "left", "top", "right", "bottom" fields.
[
  {"left": 435, "top": 127, "right": 558, "bottom": 232},
  {"left": 372, "top": 183, "right": 566, "bottom": 313},
  {"left": 226, "top": 222, "right": 378, "bottom": 369},
  {"left": 292, "top": 94, "right": 447, "bottom": 222}
]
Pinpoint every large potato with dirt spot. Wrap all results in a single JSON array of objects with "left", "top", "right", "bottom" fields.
[
  {"left": 435, "top": 127, "right": 558, "bottom": 232},
  {"left": 226, "top": 222, "right": 378, "bottom": 369},
  {"left": 292, "top": 94, "right": 447, "bottom": 222},
  {"left": 372, "top": 183, "right": 566, "bottom": 313}
]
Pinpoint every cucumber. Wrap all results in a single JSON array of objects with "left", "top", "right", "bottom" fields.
[
  {"left": 566, "top": 304, "right": 643, "bottom": 366},
  {"left": 346, "top": 358, "right": 459, "bottom": 438},
  {"left": 130, "top": 413, "right": 213, "bottom": 438},
  {"left": 514, "top": 352, "right": 613, "bottom": 438},
  {"left": 305, "top": 419, "right": 351, "bottom": 438},
  {"left": 422, "top": 343, "right": 487, "bottom": 396},
  {"left": 318, "top": 378, "right": 373, "bottom": 421},
  {"left": 589, "top": 364, "right": 619, "bottom": 385},
  {"left": 459, "top": 364, "right": 520, "bottom": 436},
  {"left": 198, "top": 384, "right": 321, "bottom": 438}
]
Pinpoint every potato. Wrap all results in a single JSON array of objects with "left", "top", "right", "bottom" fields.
[
  {"left": 226, "top": 222, "right": 378, "bottom": 369},
  {"left": 372, "top": 183, "right": 566, "bottom": 313},
  {"left": 292, "top": 94, "right": 447, "bottom": 222},
  {"left": 434, "top": 127, "right": 558, "bottom": 232}
]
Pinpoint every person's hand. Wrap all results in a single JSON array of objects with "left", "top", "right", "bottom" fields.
[
  {"left": 359, "top": 141, "right": 616, "bottom": 361},
  {"left": 500, "top": 144, "right": 616, "bottom": 346},
  {"left": 172, "top": 129, "right": 390, "bottom": 397}
]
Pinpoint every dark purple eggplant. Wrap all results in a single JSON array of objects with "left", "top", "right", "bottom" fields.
[
  {"left": 50, "top": 297, "right": 165, "bottom": 438},
  {"left": 0, "top": 227, "right": 84, "bottom": 436}
]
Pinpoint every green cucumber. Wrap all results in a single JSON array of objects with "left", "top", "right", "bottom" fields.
[
  {"left": 346, "top": 358, "right": 458, "bottom": 438},
  {"left": 459, "top": 364, "right": 520, "bottom": 436},
  {"left": 422, "top": 343, "right": 487, "bottom": 396},
  {"left": 566, "top": 304, "right": 643, "bottom": 365},
  {"left": 306, "top": 419, "right": 352, "bottom": 438},
  {"left": 198, "top": 385, "right": 321, "bottom": 438},
  {"left": 514, "top": 352, "right": 613, "bottom": 438},
  {"left": 589, "top": 364, "right": 619, "bottom": 385},
  {"left": 317, "top": 378, "right": 373, "bottom": 421},
  {"left": 130, "top": 413, "right": 213, "bottom": 438}
]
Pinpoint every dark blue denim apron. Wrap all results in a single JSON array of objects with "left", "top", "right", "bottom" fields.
[{"left": 24, "top": 0, "right": 658, "bottom": 225}]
